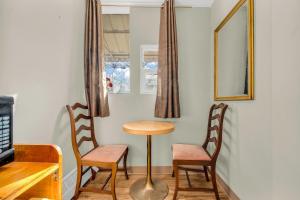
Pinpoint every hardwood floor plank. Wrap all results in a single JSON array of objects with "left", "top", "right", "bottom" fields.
[{"left": 78, "top": 172, "right": 230, "bottom": 200}]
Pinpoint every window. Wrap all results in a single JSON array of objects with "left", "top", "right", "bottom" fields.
[
  {"left": 140, "top": 45, "right": 159, "bottom": 94},
  {"left": 103, "top": 14, "right": 130, "bottom": 93}
]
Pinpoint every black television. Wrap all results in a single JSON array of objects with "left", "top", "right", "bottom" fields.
[{"left": 0, "top": 96, "right": 14, "bottom": 167}]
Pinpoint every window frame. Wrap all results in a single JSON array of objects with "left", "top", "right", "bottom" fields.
[{"left": 103, "top": 7, "right": 131, "bottom": 94}]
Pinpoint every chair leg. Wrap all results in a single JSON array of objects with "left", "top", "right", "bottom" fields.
[
  {"left": 211, "top": 165, "right": 220, "bottom": 200},
  {"left": 172, "top": 169, "right": 175, "bottom": 177},
  {"left": 111, "top": 164, "right": 118, "bottom": 200},
  {"left": 185, "top": 170, "right": 192, "bottom": 188},
  {"left": 91, "top": 167, "right": 97, "bottom": 180},
  {"left": 173, "top": 164, "right": 179, "bottom": 200},
  {"left": 204, "top": 166, "right": 210, "bottom": 182},
  {"left": 73, "top": 165, "right": 82, "bottom": 199},
  {"left": 123, "top": 149, "right": 129, "bottom": 180}
]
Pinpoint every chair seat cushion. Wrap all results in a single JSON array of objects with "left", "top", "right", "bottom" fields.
[
  {"left": 172, "top": 144, "right": 211, "bottom": 162},
  {"left": 82, "top": 144, "right": 128, "bottom": 164}
]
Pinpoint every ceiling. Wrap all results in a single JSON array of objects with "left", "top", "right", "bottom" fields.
[{"left": 101, "top": 0, "right": 215, "bottom": 7}]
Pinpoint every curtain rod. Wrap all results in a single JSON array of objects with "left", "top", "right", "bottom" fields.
[{"left": 100, "top": 4, "right": 192, "bottom": 8}]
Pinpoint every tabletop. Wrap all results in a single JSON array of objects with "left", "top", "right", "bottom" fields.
[{"left": 123, "top": 120, "right": 175, "bottom": 135}]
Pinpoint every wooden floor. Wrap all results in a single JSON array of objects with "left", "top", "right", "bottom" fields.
[{"left": 78, "top": 172, "right": 230, "bottom": 200}]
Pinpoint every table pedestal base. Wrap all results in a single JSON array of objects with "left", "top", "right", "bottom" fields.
[{"left": 129, "top": 178, "right": 169, "bottom": 200}]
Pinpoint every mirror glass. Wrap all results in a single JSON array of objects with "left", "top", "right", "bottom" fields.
[{"left": 215, "top": 0, "right": 254, "bottom": 100}]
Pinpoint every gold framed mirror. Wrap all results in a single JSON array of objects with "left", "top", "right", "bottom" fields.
[{"left": 214, "top": 0, "right": 254, "bottom": 101}]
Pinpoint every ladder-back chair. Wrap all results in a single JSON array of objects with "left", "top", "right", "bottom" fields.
[
  {"left": 66, "top": 103, "right": 129, "bottom": 200},
  {"left": 172, "top": 103, "right": 228, "bottom": 200}
]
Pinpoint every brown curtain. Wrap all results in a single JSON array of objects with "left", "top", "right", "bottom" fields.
[
  {"left": 155, "top": 0, "right": 181, "bottom": 118},
  {"left": 84, "top": 0, "right": 109, "bottom": 117}
]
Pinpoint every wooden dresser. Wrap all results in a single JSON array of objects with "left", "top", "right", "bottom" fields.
[{"left": 0, "top": 144, "right": 62, "bottom": 200}]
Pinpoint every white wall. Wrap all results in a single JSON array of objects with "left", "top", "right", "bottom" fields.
[
  {"left": 272, "top": 0, "right": 300, "bottom": 199},
  {"left": 95, "top": 7, "right": 212, "bottom": 166},
  {"left": 211, "top": 0, "right": 273, "bottom": 199},
  {"left": 212, "top": 0, "right": 300, "bottom": 199},
  {"left": 0, "top": 3, "right": 212, "bottom": 175},
  {"left": 0, "top": 0, "right": 85, "bottom": 175}
]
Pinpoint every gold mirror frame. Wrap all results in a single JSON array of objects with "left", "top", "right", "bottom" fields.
[{"left": 214, "top": 0, "right": 254, "bottom": 101}]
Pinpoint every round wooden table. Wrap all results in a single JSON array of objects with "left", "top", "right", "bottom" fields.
[{"left": 123, "top": 120, "right": 175, "bottom": 200}]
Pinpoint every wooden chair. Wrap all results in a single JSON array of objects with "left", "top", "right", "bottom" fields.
[
  {"left": 66, "top": 103, "right": 129, "bottom": 200},
  {"left": 172, "top": 103, "right": 228, "bottom": 200}
]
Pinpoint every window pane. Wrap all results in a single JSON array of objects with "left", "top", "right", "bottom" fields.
[
  {"left": 103, "top": 14, "right": 130, "bottom": 93},
  {"left": 140, "top": 45, "right": 158, "bottom": 94},
  {"left": 105, "top": 61, "right": 130, "bottom": 93}
]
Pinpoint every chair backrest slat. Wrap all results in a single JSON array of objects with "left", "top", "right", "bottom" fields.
[
  {"left": 203, "top": 103, "right": 228, "bottom": 163},
  {"left": 208, "top": 137, "right": 218, "bottom": 146},
  {"left": 211, "top": 114, "right": 221, "bottom": 121},
  {"left": 214, "top": 103, "right": 227, "bottom": 109},
  {"left": 72, "top": 103, "right": 88, "bottom": 110},
  {"left": 76, "top": 125, "right": 92, "bottom": 135},
  {"left": 75, "top": 114, "right": 91, "bottom": 122},
  {"left": 77, "top": 136, "right": 93, "bottom": 147},
  {"left": 66, "top": 103, "right": 99, "bottom": 161},
  {"left": 208, "top": 125, "right": 219, "bottom": 132}
]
